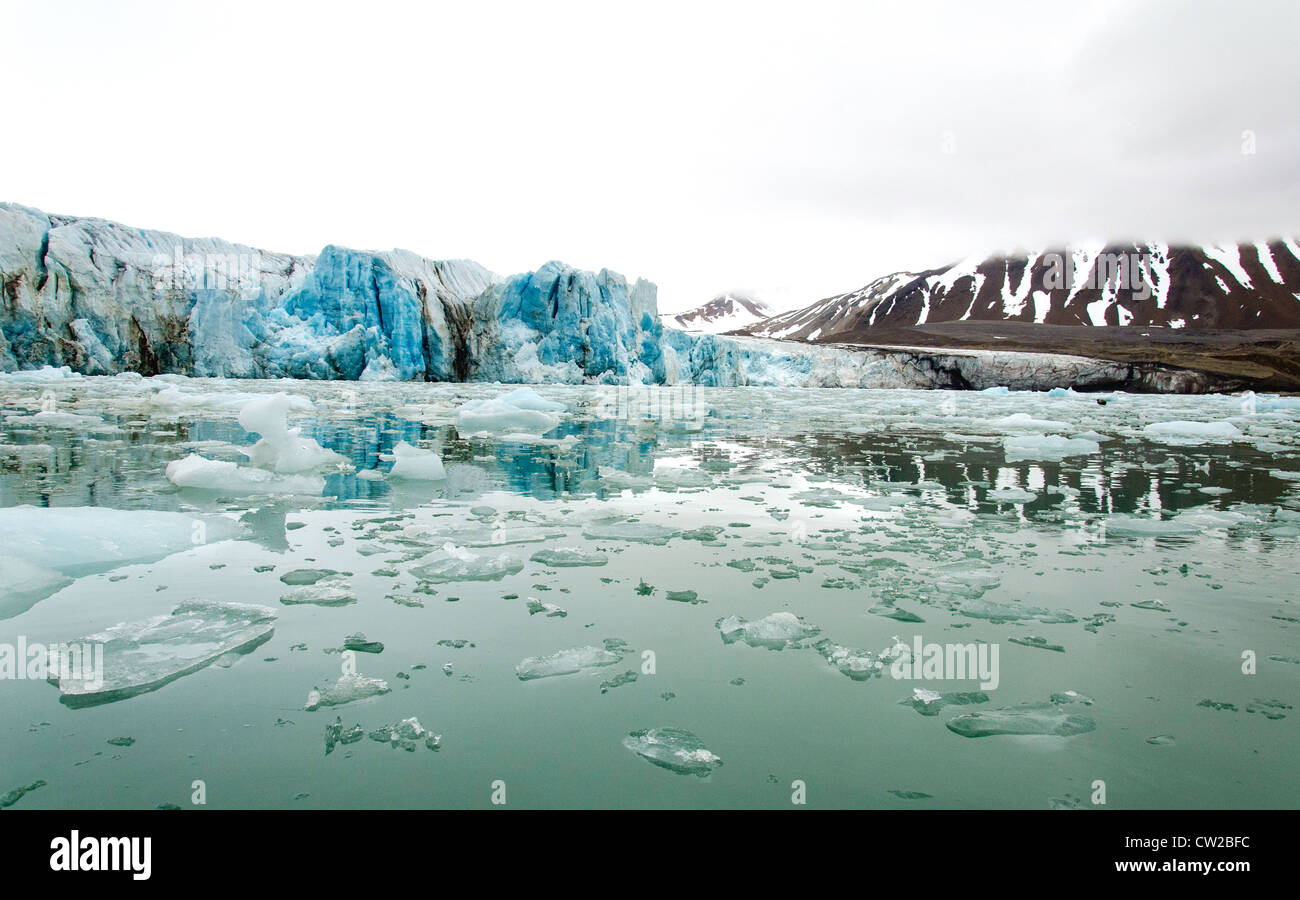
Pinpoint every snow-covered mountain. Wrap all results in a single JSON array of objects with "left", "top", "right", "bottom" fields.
[
  {"left": 661, "top": 291, "right": 773, "bottom": 334},
  {"left": 750, "top": 241, "right": 1300, "bottom": 341}
]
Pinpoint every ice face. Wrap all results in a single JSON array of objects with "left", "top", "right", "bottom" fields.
[
  {"left": 53, "top": 600, "right": 277, "bottom": 707},
  {"left": 622, "top": 727, "right": 722, "bottom": 777}
]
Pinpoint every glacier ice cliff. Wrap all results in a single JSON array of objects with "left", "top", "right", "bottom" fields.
[{"left": 0, "top": 203, "right": 1240, "bottom": 392}]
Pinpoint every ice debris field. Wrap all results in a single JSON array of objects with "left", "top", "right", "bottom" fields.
[{"left": 1, "top": 368, "right": 1298, "bottom": 808}]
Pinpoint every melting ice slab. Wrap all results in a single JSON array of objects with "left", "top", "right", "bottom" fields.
[
  {"left": 411, "top": 544, "right": 523, "bottom": 583},
  {"left": 946, "top": 700, "right": 1096, "bottom": 738},
  {"left": 53, "top": 601, "right": 276, "bottom": 707},
  {"left": 623, "top": 727, "right": 723, "bottom": 777},
  {"left": 515, "top": 643, "right": 624, "bottom": 680}
]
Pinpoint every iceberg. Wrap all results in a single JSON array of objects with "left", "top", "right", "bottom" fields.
[{"left": 386, "top": 441, "right": 446, "bottom": 481}]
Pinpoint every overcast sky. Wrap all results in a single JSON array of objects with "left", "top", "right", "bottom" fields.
[{"left": 3, "top": 0, "right": 1297, "bottom": 313}]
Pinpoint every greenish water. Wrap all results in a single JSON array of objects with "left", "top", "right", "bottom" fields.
[{"left": 1, "top": 376, "right": 1298, "bottom": 809}]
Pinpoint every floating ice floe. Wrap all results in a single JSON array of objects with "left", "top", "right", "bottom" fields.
[
  {"left": 902, "top": 688, "right": 990, "bottom": 717},
  {"left": 454, "top": 387, "right": 564, "bottom": 435},
  {"left": 166, "top": 454, "right": 325, "bottom": 495},
  {"left": 815, "top": 637, "right": 909, "bottom": 680},
  {"left": 985, "top": 487, "right": 1038, "bottom": 503},
  {"left": 0, "top": 506, "right": 243, "bottom": 581},
  {"left": 306, "top": 674, "right": 391, "bottom": 710},
  {"left": 368, "top": 717, "right": 441, "bottom": 751},
  {"left": 0, "top": 556, "right": 73, "bottom": 619},
  {"left": 386, "top": 441, "right": 446, "bottom": 480},
  {"left": 1003, "top": 434, "right": 1101, "bottom": 461},
  {"left": 955, "top": 598, "right": 1075, "bottom": 624},
  {"left": 582, "top": 518, "right": 680, "bottom": 544},
  {"left": 946, "top": 700, "right": 1097, "bottom": 738},
  {"left": 530, "top": 547, "right": 609, "bottom": 567},
  {"left": 515, "top": 644, "right": 623, "bottom": 680},
  {"left": 717, "top": 612, "right": 820, "bottom": 650},
  {"left": 410, "top": 543, "right": 524, "bottom": 583},
  {"left": 53, "top": 600, "right": 277, "bottom": 706},
  {"left": 622, "top": 727, "right": 722, "bottom": 776},
  {"left": 1104, "top": 514, "right": 1201, "bottom": 537},
  {"left": 280, "top": 576, "right": 357, "bottom": 607},
  {"left": 0, "top": 365, "right": 80, "bottom": 383},
  {"left": 993, "top": 413, "right": 1071, "bottom": 432},
  {"left": 3, "top": 409, "right": 105, "bottom": 429},
  {"left": 1142, "top": 420, "right": 1243, "bottom": 444}
]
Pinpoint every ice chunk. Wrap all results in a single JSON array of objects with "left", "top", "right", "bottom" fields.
[
  {"left": 368, "top": 716, "right": 441, "bottom": 751},
  {"left": 280, "top": 577, "right": 357, "bottom": 607},
  {"left": 387, "top": 441, "right": 446, "bottom": 480},
  {"left": 515, "top": 645, "right": 622, "bottom": 680},
  {"left": 530, "top": 547, "right": 609, "bottom": 567},
  {"left": 306, "top": 674, "right": 391, "bottom": 710},
  {"left": 454, "top": 390, "right": 563, "bottom": 435},
  {"left": 622, "top": 727, "right": 722, "bottom": 776},
  {"left": 54, "top": 601, "right": 276, "bottom": 706},
  {"left": 166, "top": 454, "right": 325, "bottom": 495},
  {"left": 986, "top": 487, "right": 1038, "bottom": 503},
  {"left": 994, "top": 413, "right": 1071, "bottom": 432},
  {"left": 814, "top": 638, "right": 906, "bottom": 680},
  {"left": 582, "top": 519, "right": 680, "bottom": 544},
  {"left": 717, "top": 612, "right": 820, "bottom": 650},
  {"left": 1105, "top": 514, "right": 1200, "bottom": 537},
  {"left": 411, "top": 545, "right": 523, "bottom": 583},
  {"left": 0, "top": 506, "right": 243, "bottom": 577},
  {"left": 238, "top": 393, "right": 345, "bottom": 473}
]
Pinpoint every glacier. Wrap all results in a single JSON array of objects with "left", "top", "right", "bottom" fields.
[{"left": 0, "top": 203, "right": 1228, "bottom": 391}]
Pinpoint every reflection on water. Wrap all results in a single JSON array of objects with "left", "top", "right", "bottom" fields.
[{"left": 0, "top": 376, "right": 1297, "bottom": 809}]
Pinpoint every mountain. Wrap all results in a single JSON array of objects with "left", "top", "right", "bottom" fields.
[
  {"left": 745, "top": 242, "right": 1300, "bottom": 389},
  {"left": 751, "top": 241, "right": 1300, "bottom": 339},
  {"left": 660, "top": 291, "right": 773, "bottom": 334}
]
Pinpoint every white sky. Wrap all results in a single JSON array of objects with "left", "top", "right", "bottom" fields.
[{"left": 2, "top": 0, "right": 1297, "bottom": 314}]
